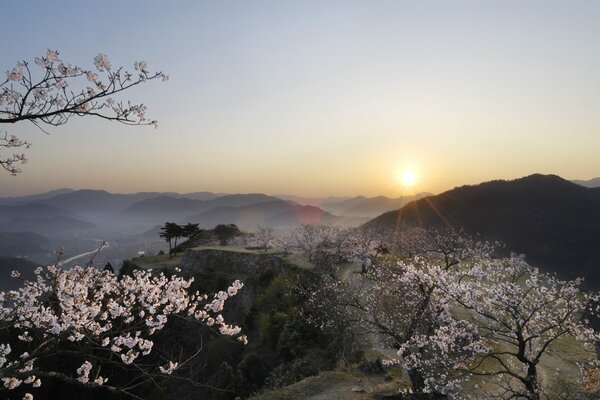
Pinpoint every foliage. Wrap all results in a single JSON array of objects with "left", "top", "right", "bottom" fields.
[
  {"left": 213, "top": 224, "right": 241, "bottom": 246},
  {"left": 159, "top": 222, "right": 200, "bottom": 257}
]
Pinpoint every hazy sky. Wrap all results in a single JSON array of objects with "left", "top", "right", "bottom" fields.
[{"left": 1, "top": 1, "right": 599, "bottom": 197}]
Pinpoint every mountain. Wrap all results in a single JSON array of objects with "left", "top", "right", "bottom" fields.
[
  {"left": 367, "top": 174, "right": 600, "bottom": 287},
  {"left": 205, "top": 193, "right": 282, "bottom": 208},
  {"left": 184, "top": 200, "right": 343, "bottom": 229},
  {"left": 179, "top": 192, "right": 223, "bottom": 201},
  {"left": 0, "top": 188, "right": 75, "bottom": 205},
  {"left": 275, "top": 195, "right": 354, "bottom": 206},
  {"left": 0, "top": 203, "right": 77, "bottom": 222},
  {"left": 122, "top": 193, "right": 284, "bottom": 225},
  {"left": 0, "top": 216, "right": 95, "bottom": 233},
  {"left": 38, "top": 190, "right": 168, "bottom": 216},
  {"left": 572, "top": 177, "right": 600, "bottom": 188},
  {"left": 0, "top": 231, "right": 50, "bottom": 257},
  {"left": 321, "top": 193, "right": 432, "bottom": 218},
  {"left": 121, "top": 196, "right": 208, "bottom": 222}
]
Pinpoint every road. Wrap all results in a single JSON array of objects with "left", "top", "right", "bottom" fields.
[{"left": 58, "top": 241, "right": 110, "bottom": 266}]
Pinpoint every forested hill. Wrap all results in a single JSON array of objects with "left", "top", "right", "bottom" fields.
[{"left": 366, "top": 174, "right": 600, "bottom": 287}]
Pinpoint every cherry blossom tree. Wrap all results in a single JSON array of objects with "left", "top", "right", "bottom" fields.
[
  {"left": 342, "top": 226, "right": 393, "bottom": 272},
  {"left": 0, "top": 265, "right": 246, "bottom": 399},
  {"left": 320, "top": 226, "right": 353, "bottom": 260},
  {"left": 252, "top": 226, "right": 274, "bottom": 252},
  {"left": 0, "top": 49, "right": 167, "bottom": 174},
  {"left": 273, "top": 231, "right": 296, "bottom": 256},
  {"left": 308, "top": 229, "right": 489, "bottom": 394},
  {"left": 453, "top": 254, "right": 599, "bottom": 400},
  {"left": 294, "top": 224, "right": 328, "bottom": 262}
]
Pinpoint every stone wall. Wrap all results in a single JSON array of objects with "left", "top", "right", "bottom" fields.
[
  {"left": 180, "top": 248, "right": 291, "bottom": 323},
  {"left": 181, "top": 248, "right": 287, "bottom": 275}
]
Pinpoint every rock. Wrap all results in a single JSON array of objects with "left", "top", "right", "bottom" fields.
[
  {"left": 359, "top": 358, "right": 385, "bottom": 373},
  {"left": 352, "top": 385, "right": 364, "bottom": 392}
]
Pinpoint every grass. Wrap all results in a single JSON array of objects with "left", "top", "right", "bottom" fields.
[
  {"left": 130, "top": 246, "right": 316, "bottom": 272},
  {"left": 191, "top": 244, "right": 284, "bottom": 255},
  {"left": 249, "top": 367, "right": 404, "bottom": 400},
  {"left": 336, "top": 262, "right": 361, "bottom": 280},
  {"left": 280, "top": 251, "right": 315, "bottom": 270},
  {"left": 130, "top": 254, "right": 183, "bottom": 270}
]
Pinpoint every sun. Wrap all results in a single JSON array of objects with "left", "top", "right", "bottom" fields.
[{"left": 399, "top": 169, "right": 417, "bottom": 187}]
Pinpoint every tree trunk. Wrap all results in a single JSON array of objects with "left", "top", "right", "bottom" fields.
[
  {"left": 524, "top": 363, "right": 540, "bottom": 400},
  {"left": 408, "top": 368, "right": 426, "bottom": 393}
]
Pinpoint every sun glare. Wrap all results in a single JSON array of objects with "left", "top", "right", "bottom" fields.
[{"left": 399, "top": 169, "right": 417, "bottom": 187}]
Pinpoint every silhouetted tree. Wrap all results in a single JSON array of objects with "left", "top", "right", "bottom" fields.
[
  {"left": 103, "top": 262, "right": 114, "bottom": 273},
  {"left": 183, "top": 223, "right": 201, "bottom": 240},
  {"left": 171, "top": 223, "right": 185, "bottom": 256},
  {"left": 214, "top": 224, "right": 240, "bottom": 246},
  {"left": 160, "top": 222, "right": 178, "bottom": 258}
]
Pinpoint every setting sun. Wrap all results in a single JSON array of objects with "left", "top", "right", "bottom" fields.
[
  {"left": 399, "top": 169, "right": 417, "bottom": 187},
  {"left": 402, "top": 170, "right": 417, "bottom": 186}
]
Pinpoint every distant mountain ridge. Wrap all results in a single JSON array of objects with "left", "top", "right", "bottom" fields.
[
  {"left": 0, "top": 188, "right": 75, "bottom": 205},
  {"left": 183, "top": 199, "right": 343, "bottom": 229},
  {"left": 572, "top": 177, "right": 600, "bottom": 188},
  {"left": 0, "top": 216, "right": 95, "bottom": 233},
  {"left": 321, "top": 193, "right": 432, "bottom": 218},
  {"left": 0, "top": 190, "right": 353, "bottom": 231},
  {"left": 367, "top": 174, "right": 600, "bottom": 288},
  {"left": 0, "top": 203, "right": 78, "bottom": 221}
]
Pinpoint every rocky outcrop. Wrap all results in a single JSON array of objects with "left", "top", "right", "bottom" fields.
[
  {"left": 180, "top": 248, "right": 291, "bottom": 324},
  {"left": 181, "top": 248, "right": 287, "bottom": 275}
]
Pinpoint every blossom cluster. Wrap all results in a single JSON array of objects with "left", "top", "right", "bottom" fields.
[
  {"left": 0, "top": 132, "right": 31, "bottom": 175},
  {"left": 0, "top": 265, "right": 246, "bottom": 397}
]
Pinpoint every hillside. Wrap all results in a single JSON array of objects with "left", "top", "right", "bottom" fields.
[
  {"left": 0, "top": 216, "right": 95, "bottom": 233},
  {"left": 0, "top": 188, "right": 75, "bottom": 205},
  {"left": 0, "top": 203, "right": 77, "bottom": 221},
  {"left": 367, "top": 174, "right": 600, "bottom": 287},
  {"left": 0, "top": 256, "right": 40, "bottom": 291},
  {"left": 321, "top": 193, "right": 432, "bottom": 218},
  {"left": 0, "top": 231, "right": 50, "bottom": 257}
]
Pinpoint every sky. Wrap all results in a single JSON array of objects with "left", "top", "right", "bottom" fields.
[{"left": 1, "top": 0, "right": 599, "bottom": 197}]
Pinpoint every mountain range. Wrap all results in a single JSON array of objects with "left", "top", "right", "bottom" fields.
[
  {"left": 183, "top": 199, "right": 342, "bottom": 229},
  {"left": 0, "top": 189, "right": 425, "bottom": 259},
  {"left": 0, "top": 189, "right": 425, "bottom": 231},
  {"left": 3, "top": 176, "right": 600, "bottom": 287},
  {"left": 367, "top": 174, "right": 600, "bottom": 288}
]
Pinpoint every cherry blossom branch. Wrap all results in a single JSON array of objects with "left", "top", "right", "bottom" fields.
[{"left": 0, "top": 49, "right": 168, "bottom": 174}]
